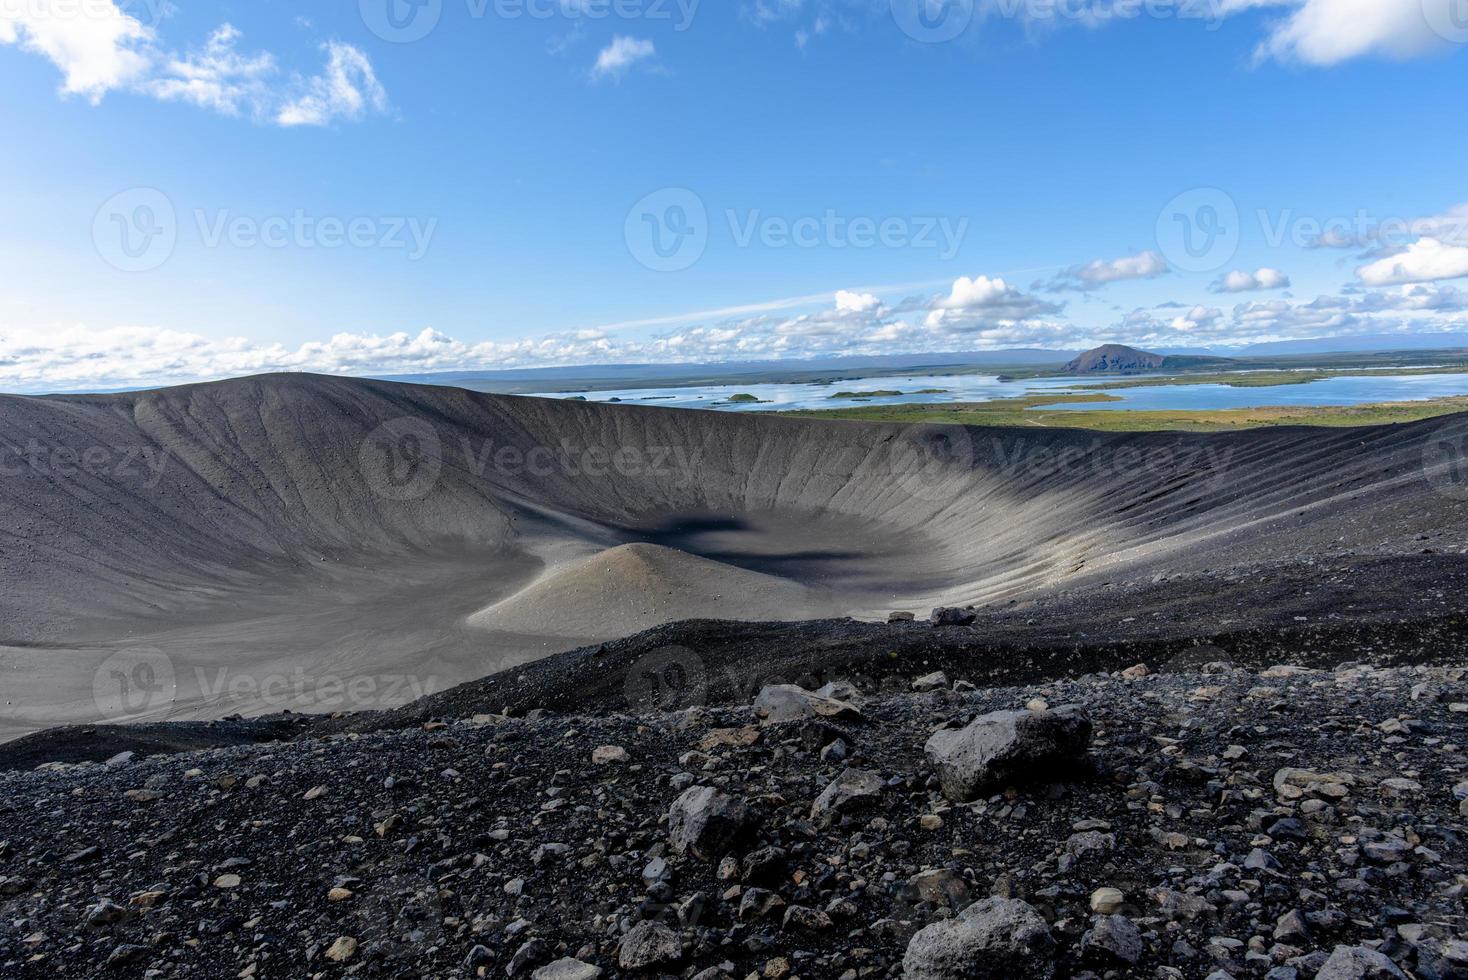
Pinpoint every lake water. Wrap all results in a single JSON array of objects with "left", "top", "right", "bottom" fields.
[
  {"left": 1045, "top": 372, "right": 1468, "bottom": 411},
  {"left": 527, "top": 374, "right": 1081, "bottom": 411},
  {"left": 526, "top": 371, "right": 1468, "bottom": 413}
]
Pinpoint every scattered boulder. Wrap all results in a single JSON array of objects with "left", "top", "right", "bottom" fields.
[
  {"left": 810, "top": 767, "right": 884, "bottom": 826},
  {"left": 924, "top": 706, "right": 1092, "bottom": 802},
  {"left": 590, "top": 745, "right": 627, "bottom": 765},
  {"left": 533, "top": 959, "right": 603, "bottom": 980},
  {"left": 1079, "top": 914, "right": 1142, "bottom": 966},
  {"left": 617, "top": 921, "right": 683, "bottom": 971},
  {"left": 904, "top": 869, "right": 971, "bottom": 909},
  {"left": 1089, "top": 887, "right": 1124, "bottom": 915},
  {"left": 1314, "top": 945, "right": 1407, "bottom": 979},
  {"left": 668, "top": 785, "right": 750, "bottom": 860},
  {"left": 754, "top": 684, "right": 864, "bottom": 724},
  {"left": 902, "top": 897, "right": 1055, "bottom": 979},
  {"left": 325, "top": 936, "right": 358, "bottom": 963},
  {"left": 930, "top": 607, "right": 977, "bottom": 627},
  {"left": 912, "top": 671, "right": 949, "bottom": 692},
  {"left": 1273, "top": 767, "right": 1354, "bottom": 801}
]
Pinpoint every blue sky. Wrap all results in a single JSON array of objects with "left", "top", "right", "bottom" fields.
[{"left": 2, "top": 0, "right": 1467, "bottom": 390}]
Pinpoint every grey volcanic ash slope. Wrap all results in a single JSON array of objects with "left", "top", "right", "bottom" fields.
[{"left": 0, "top": 373, "right": 1465, "bottom": 731}]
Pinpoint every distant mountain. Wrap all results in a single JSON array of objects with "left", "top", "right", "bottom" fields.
[{"left": 1063, "top": 344, "right": 1167, "bottom": 373}]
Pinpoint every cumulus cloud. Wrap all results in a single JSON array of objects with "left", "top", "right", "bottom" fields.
[
  {"left": 834, "top": 289, "right": 880, "bottom": 313},
  {"left": 1035, "top": 250, "right": 1168, "bottom": 293},
  {"left": 10, "top": 279, "right": 1468, "bottom": 392},
  {"left": 0, "top": 0, "right": 153, "bottom": 101},
  {"left": 0, "top": 4, "right": 386, "bottom": 126},
  {"left": 1354, "top": 282, "right": 1468, "bottom": 313},
  {"left": 924, "top": 274, "right": 1063, "bottom": 331},
  {"left": 1223, "top": 0, "right": 1461, "bottom": 67},
  {"left": 1211, "top": 267, "right": 1292, "bottom": 293},
  {"left": 592, "top": 36, "right": 656, "bottom": 78},
  {"left": 1357, "top": 238, "right": 1468, "bottom": 286}
]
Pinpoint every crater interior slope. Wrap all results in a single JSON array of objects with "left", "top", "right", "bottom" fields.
[{"left": 1, "top": 372, "right": 1465, "bottom": 734}]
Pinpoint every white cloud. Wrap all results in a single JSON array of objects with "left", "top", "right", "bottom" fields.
[
  {"left": 276, "top": 42, "right": 388, "bottom": 127},
  {"left": 1211, "top": 267, "right": 1292, "bottom": 293},
  {"left": 1357, "top": 238, "right": 1468, "bottom": 286},
  {"left": 925, "top": 274, "right": 1062, "bottom": 330},
  {"left": 1355, "top": 282, "right": 1468, "bottom": 313},
  {"left": 142, "top": 24, "right": 275, "bottom": 116},
  {"left": 933, "top": 275, "right": 1015, "bottom": 310},
  {"left": 0, "top": 0, "right": 154, "bottom": 101},
  {"left": 834, "top": 289, "right": 880, "bottom": 313},
  {"left": 592, "top": 36, "right": 656, "bottom": 78},
  {"left": 0, "top": 4, "right": 386, "bottom": 126},
  {"left": 1036, "top": 250, "right": 1168, "bottom": 292},
  {"left": 1169, "top": 305, "right": 1225, "bottom": 332},
  {"left": 1224, "top": 0, "right": 1460, "bottom": 67}
]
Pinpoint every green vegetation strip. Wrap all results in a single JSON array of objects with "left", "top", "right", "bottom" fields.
[{"left": 784, "top": 393, "right": 1468, "bottom": 432}]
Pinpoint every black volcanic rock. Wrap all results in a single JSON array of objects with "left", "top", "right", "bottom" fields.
[
  {"left": 1063, "top": 343, "right": 1165, "bottom": 373},
  {"left": 0, "top": 659, "right": 1461, "bottom": 978}
]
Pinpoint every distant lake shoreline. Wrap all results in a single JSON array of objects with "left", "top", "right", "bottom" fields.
[{"left": 527, "top": 369, "right": 1468, "bottom": 414}]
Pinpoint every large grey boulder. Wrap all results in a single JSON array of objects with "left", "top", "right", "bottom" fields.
[
  {"left": 1080, "top": 914, "right": 1143, "bottom": 966},
  {"left": 924, "top": 706, "right": 1092, "bottom": 802},
  {"left": 810, "top": 767, "right": 884, "bottom": 826},
  {"left": 753, "top": 684, "right": 863, "bottom": 724},
  {"left": 667, "top": 786, "right": 750, "bottom": 860},
  {"left": 1314, "top": 946, "right": 1407, "bottom": 980},
  {"left": 930, "top": 607, "right": 977, "bottom": 626},
  {"left": 902, "top": 897, "right": 1055, "bottom": 979},
  {"left": 617, "top": 921, "right": 683, "bottom": 971},
  {"left": 532, "top": 959, "right": 603, "bottom": 980}
]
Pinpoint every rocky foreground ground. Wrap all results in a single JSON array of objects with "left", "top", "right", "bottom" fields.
[{"left": 1, "top": 658, "right": 1465, "bottom": 979}]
